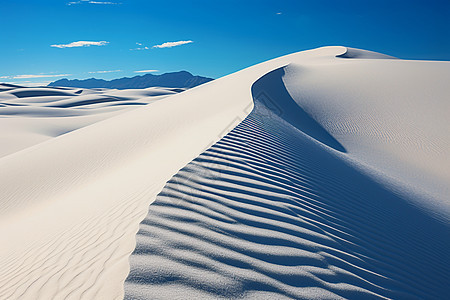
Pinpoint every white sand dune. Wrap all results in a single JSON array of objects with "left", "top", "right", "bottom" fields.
[
  {"left": 0, "top": 85, "right": 182, "bottom": 158},
  {"left": 0, "top": 47, "right": 449, "bottom": 299}
]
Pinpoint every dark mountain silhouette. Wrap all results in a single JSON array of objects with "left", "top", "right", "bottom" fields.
[{"left": 48, "top": 71, "right": 213, "bottom": 89}]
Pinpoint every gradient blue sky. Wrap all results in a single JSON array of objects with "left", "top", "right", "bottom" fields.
[{"left": 1, "top": 0, "right": 449, "bottom": 86}]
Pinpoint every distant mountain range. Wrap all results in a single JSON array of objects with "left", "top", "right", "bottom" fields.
[{"left": 48, "top": 71, "right": 213, "bottom": 89}]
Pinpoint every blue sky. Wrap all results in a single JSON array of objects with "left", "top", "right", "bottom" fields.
[{"left": 1, "top": 0, "right": 449, "bottom": 86}]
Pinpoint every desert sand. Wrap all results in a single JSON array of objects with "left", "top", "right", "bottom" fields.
[{"left": 0, "top": 47, "right": 449, "bottom": 299}]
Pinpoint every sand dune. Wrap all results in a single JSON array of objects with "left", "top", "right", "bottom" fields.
[
  {"left": 0, "top": 47, "right": 449, "bottom": 299},
  {"left": 0, "top": 85, "right": 181, "bottom": 158},
  {"left": 125, "top": 78, "right": 449, "bottom": 299},
  {"left": 125, "top": 47, "right": 450, "bottom": 299}
]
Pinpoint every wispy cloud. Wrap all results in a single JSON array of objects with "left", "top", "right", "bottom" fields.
[
  {"left": 130, "top": 40, "right": 193, "bottom": 51},
  {"left": 152, "top": 40, "right": 193, "bottom": 49},
  {"left": 0, "top": 76, "right": 9, "bottom": 79},
  {"left": 13, "top": 74, "right": 71, "bottom": 79},
  {"left": 276, "top": 12, "right": 282, "bottom": 15},
  {"left": 134, "top": 69, "right": 158, "bottom": 73},
  {"left": 68, "top": 0, "right": 120, "bottom": 5},
  {"left": 130, "top": 46, "right": 149, "bottom": 51},
  {"left": 51, "top": 41, "right": 108, "bottom": 48},
  {"left": 88, "top": 70, "right": 121, "bottom": 74},
  {"left": 88, "top": 1, "right": 119, "bottom": 4}
]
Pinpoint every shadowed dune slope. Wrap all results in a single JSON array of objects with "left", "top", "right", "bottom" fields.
[
  {"left": 125, "top": 97, "right": 449, "bottom": 299},
  {"left": 251, "top": 67, "right": 346, "bottom": 152},
  {"left": 125, "top": 51, "right": 450, "bottom": 299}
]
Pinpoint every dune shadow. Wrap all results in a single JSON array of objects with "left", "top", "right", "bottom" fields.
[
  {"left": 11, "top": 89, "right": 74, "bottom": 98},
  {"left": 251, "top": 67, "right": 346, "bottom": 152},
  {"left": 49, "top": 96, "right": 130, "bottom": 108}
]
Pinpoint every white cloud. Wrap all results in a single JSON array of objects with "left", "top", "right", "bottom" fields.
[
  {"left": 130, "top": 46, "right": 149, "bottom": 51},
  {"left": 88, "top": 70, "right": 121, "bottom": 74},
  {"left": 68, "top": 0, "right": 120, "bottom": 5},
  {"left": 88, "top": 1, "right": 119, "bottom": 4},
  {"left": 51, "top": 41, "right": 108, "bottom": 48},
  {"left": 130, "top": 40, "right": 193, "bottom": 51},
  {"left": 276, "top": 12, "right": 282, "bottom": 15},
  {"left": 13, "top": 74, "right": 71, "bottom": 79},
  {"left": 0, "top": 76, "right": 9, "bottom": 79},
  {"left": 67, "top": 0, "right": 83, "bottom": 5},
  {"left": 152, "top": 40, "right": 193, "bottom": 49},
  {"left": 134, "top": 69, "right": 158, "bottom": 73}
]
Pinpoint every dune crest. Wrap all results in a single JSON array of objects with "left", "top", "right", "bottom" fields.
[{"left": 336, "top": 47, "right": 397, "bottom": 59}]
